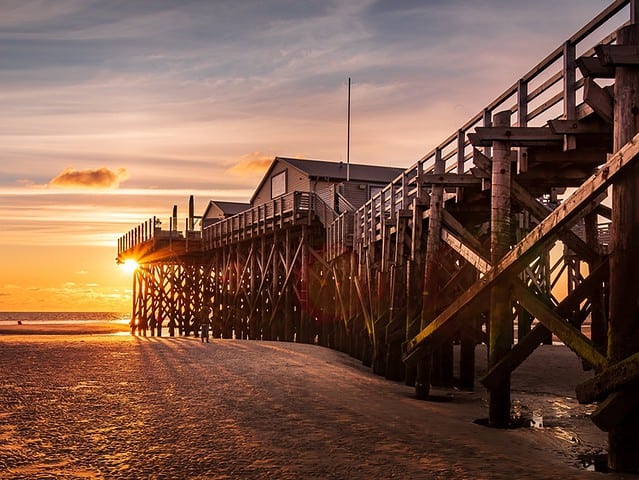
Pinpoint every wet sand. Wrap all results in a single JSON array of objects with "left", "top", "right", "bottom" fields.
[{"left": 0, "top": 326, "right": 630, "bottom": 479}]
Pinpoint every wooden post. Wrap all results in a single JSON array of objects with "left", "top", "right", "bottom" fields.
[
  {"left": 608, "top": 22, "right": 639, "bottom": 473},
  {"left": 300, "top": 226, "right": 310, "bottom": 343},
  {"left": 284, "top": 229, "right": 294, "bottom": 342},
  {"left": 488, "top": 110, "right": 513, "bottom": 427},
  {"left": 584, "top": 213, "right": 606, "bottom": 353},
  {"left": 386, "top": 212, "right": 410, "bottom": 381},
  {"left": 405, "top": 198, "right": 425, "bottom": 386},
  {"left": 415, "top": 148, "right": 445, "bottom": 399}
]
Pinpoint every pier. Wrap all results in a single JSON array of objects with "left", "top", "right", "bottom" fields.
[{"left": 117, "top": 1, "right": 639, "bottom": 472}]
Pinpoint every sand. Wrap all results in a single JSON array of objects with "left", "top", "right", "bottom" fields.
[{"left": 0, "top": 325, "right": 631, "bottom": 479}]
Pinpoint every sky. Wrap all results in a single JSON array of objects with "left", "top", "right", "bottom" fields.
[{"left": 0, "top": 0, "right": 623, "bottom": 312}]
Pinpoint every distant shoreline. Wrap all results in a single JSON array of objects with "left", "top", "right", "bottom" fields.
[{"left": 0, "top": 322, "right": 130, "bottom": 336}]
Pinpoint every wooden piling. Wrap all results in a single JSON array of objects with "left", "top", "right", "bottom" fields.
[
  {"left": 608, "top": 22, "right": 639, "bottom": 473},
  {"left": 488, "top": 110, "right": 513, "bottom": 427},
  {"left": 415, "top": 148, "right": 445, "bottom": 399}
]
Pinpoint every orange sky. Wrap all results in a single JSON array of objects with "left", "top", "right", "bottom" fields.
[{"left": 0, "top": 0, "right": 621, "bottom": 311}]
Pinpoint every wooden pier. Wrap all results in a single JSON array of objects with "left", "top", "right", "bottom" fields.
[{"left": 117, "top": 1, "right": 639, "bottom": 472}]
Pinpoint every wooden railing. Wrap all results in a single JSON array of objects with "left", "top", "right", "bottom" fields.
[
  {"left": 326, "top": 0, "right": 630, "bottom": 257},
  {"left": 202, "top": 191, "right": 337, "bottom": 250},
  {"left": 118, "top": 217, "right": 160, "bottom": 255},
  {"left": 117, "top": 217, "right": 187, "bottom": 256}
]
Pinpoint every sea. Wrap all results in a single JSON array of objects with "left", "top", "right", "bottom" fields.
[{"left": 0, "top": 312, "right": 131, "bottom": 326}]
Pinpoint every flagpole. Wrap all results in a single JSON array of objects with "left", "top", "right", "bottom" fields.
[{"left": 347, "top": 77, "right": 351, "bottom": 182}]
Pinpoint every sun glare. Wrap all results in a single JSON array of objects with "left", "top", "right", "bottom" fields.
[{"left": 121, "top": 259, "right": 139, "bottom": 274}]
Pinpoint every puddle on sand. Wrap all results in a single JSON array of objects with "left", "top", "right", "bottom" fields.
[{"left": 578, "top": 453, "right": 608, "bottom": 473}]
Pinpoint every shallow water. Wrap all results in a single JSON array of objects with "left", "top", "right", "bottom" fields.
[{"left": 0, "top": 311, "right": 130, "bottom": 325}]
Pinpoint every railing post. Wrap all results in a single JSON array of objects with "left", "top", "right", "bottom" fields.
[
  {"left": 456, "top": 128, "right": 466, "bottom": 202},
  {"left": 517, "top": 79, "right": 529, "bottom": 173},
  {"left": 563, "top": 40, "right": 577, "bottom": 151}
]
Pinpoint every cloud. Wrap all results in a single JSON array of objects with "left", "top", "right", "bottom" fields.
[
  {"left": 226, "top": 152, "right": 273, "bottom": 176},
  {"left": 49, "top": 166, "right": 130, "bottom": 189}
]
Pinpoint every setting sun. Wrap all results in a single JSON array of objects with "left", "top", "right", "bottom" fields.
[{"left": 120, "top": 259, "right": 139, "bottom": 274}]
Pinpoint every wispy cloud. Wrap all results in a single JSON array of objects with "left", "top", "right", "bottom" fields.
[{"left": 227, "top": 152, "right": 273, "bottom": 177}]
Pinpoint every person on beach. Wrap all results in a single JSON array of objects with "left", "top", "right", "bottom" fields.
[
  {"left": 130, "top": 317, "right": 137, "bottom": 335},
  {"left": 200, "top": 307, "right": 210, "bottom": 343},
  {"left": 149, "top": 316, "right": 157, "bottom": 337},
  {"left": 139, "top": 315, "right": 148, "bottom": 337}
]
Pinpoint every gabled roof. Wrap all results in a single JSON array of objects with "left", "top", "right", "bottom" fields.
[
  {"left": 203, "top": 200, "right": 250, "bottom": 218},
  {"left": 250, "top": 156, "right": 405, "bottom": 204},
  {"left": 280, "top": 157, "right": 405, "bottom": 183}
]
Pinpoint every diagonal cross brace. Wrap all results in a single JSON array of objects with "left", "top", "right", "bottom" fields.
[{"left": 403, "top": 131, "right": 639, "bottom": 365}]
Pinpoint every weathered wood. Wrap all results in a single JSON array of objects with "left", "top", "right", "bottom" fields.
[
  {"left": 441, "top": 209, "right": 490, "bottom": 259},
  {"left": 404, "top": 130, "right": 639, "bottom": 363},
  {"left": 419, "top": 173, "right": 482, "bottom": 187},
  {"left": 584, "top": 77, "right": 614, "bottom": 124},
  {"left": 595, "top": 44, "right": 639, "bottom": 65},
  {"left": 488, "top": 110, "right": 514, "bottom": 427},
  {"left": 456, "top": 129, "right": 466, "bottom": 202},
  {"left": 483, "top": 258, "right": 609, "bottom": 391},
  {"left": 564, "top": 40, "right": 577, "bottom": 151},
  {"left": 577, "top": 351, "right": 639, "bottom": 404},
  {"left": 547, "top": 119, "right": 612, "bottom": 135},
  {"left": 608, "top": 22, "right": 639, "bottom": 473},
  {"left": 474, "top": 149, "right": 599, "bottom": 265},
  {"left": 470, "top": 126, "right": 562, "bottom": 147},
  {"left": 405, "top": 198, "right": 425, "bottom": 386},
  {"left": 584, "top": 212, "right": 607, "bottom": 353},
  {"left": 591, "top": 388, "right": 639, "bottom": 432},
  {"left": 576, "top": 55, "right": 616, "bottom": 78},
  {"left": 511, "top": 280, "right": 606, "bottom": 370},
  {"left": 441, "top": 227, "right": 490, "bottom": 274},
  {"left": 415, "top": 148, "right": 445, "bottom": 399}
]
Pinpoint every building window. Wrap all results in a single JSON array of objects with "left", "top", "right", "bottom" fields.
[{"left": 271, "top": 170, "right": 287, "bottom": 198}]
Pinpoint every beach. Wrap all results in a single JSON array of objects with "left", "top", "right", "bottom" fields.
[{"left": 0, "top": 324, "right": 627, "bottom": 479}]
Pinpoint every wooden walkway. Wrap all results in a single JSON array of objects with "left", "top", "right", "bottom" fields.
[{"left": 117, "top": 1, "right": 639, "bottom": 472}]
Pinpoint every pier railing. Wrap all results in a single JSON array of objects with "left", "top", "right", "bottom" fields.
[
  {"left": 202, "top": 191, "right": 337, "bottom": 250},
  {"left": 117, "top": 217, "right": 188, "bottom": 257},
  {"left": 326, "top": 0, "right": 629, "bottom": 259},
  {"left": 118, "top": 217, "right": 161, "bottom": 255}
]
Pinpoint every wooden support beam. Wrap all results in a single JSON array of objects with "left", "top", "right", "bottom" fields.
[
  {"left": 595, "top": 44, "right": 639, "bottom": 66},
  {"left": 595, "top": 203, "right": 612, "bottom": 219},
  {"left": 474, "top": 149, "right": 600, "bottom": 265},
  {"left": 511, "top": 280, "right": 606, "bottom": 371},
  {"left": 403, "top": 130, "right": 639, "bottom": 365},
  {"left": 469, "top": 126, "right": 562, "bottom": 147},
  {"left": 547, "top": 119, "right": 612, "bottom": 135},
  {"left": 354, "top": 275, "right": 375, "bottom": 341},
  {"left": 482, "top": 257, "right": 609, "bottom": 390},
  {"left": 584, "top": 77, "right": 613, "bottom": 124},
  {"left": 441, "top": 227, "right": 490, "bottom": 274},
  {"left": 576, "top": 55, "right": 615, "bottom": 79},
  {"left": 441, "top": 210, "right": 489, "bottom": 259},
  {"left": 419, "top": 173, "right": 482, "bottom": 187},
  {"left": 577, "top": 351, "right": 639, "bottom": 404},
  {"left": 591, "top": 389, "right": 639, "bottom": 432}
]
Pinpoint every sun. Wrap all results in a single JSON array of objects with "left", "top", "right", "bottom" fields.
[{"left": 120, "top": 259, "right": 139, "bottom": 274}]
